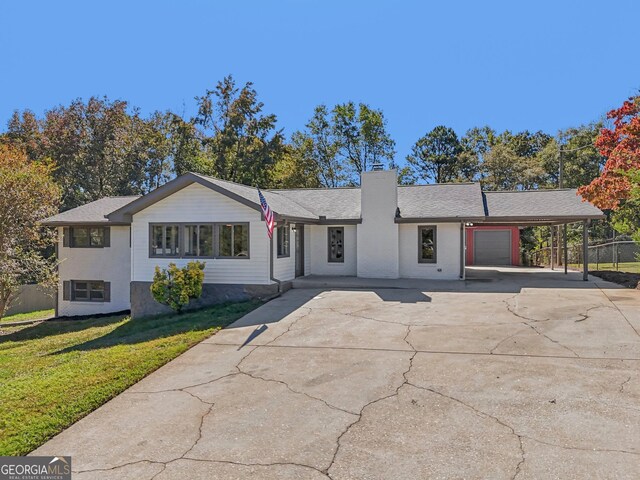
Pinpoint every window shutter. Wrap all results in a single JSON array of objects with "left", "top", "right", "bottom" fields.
[
  {"left": 104, "top": 282, "right": 111, "bottom": 302},
  {"left": 62, "top": 281, "right": 71, "bottom": 301},
  {"left": 63, "top": 227, "right": 70, "bottom": 247},
  {"left": 103, "top": 227, "right": 111, "bottom": 247}
]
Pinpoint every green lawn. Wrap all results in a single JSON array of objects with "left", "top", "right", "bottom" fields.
[
  {"left": 591, "top": 262, "right": 640, "bottom": 274},
  {"left": 569, "top": 262, "right": 640, "bottom": 274},
  {"left": 1, "top": 309, "right": 55, "bottom": 323},
  {"left": 0, "top": 301, "right": 261, "bottom": 456}
]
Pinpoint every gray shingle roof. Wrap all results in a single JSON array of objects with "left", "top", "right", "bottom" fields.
[
  {"left": 270, "top": 188, "right": 361, "bottom": 220},
  {"left": 483, "top": 189, "right": 603, "bottom": 219},
  {"left": 194, "top": 174, "right": 318, "bottom": 220},
  {"left": 43, "top": 196, "right": 140, "bottom": 225},
  {"left": 397, "top": 183, "right": 485, "bottom": 219},
  {"left": 43, "top": 173, "right": 604, "bottom": 226}
]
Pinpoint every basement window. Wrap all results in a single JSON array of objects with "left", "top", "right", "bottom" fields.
[{"left": 65, "top": 280, "right": 110, "bottom": 302}]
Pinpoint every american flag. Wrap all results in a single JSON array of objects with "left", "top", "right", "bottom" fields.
[{"left": 258, "top": 188, "right": 274, "bottom": 239}]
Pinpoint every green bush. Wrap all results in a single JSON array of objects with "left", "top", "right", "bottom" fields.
[{"left": 150, "top": 261, "right": 205, "bottom": 313}]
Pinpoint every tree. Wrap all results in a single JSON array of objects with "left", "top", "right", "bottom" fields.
[
  {"left": 537, "top": 124, "right": 604, "bottom": 189},
  {"left": 150, "top": 261, "right": 205, "bottom": 313},
  {"left": 291, "top": 102, "right": 396, "bottom": 187},
  {"left": 191, "top": 75, "right": 286, "bottom": 187},
  {"left": 0, "top": 144, "right": 60, "bottom": 320},
  {"left": 288, "top": 105, "right": 344, "bottom": 187},
  {"left": 270, "top": 144, "right": 322, "bottom": 189},
  {"left": 481, "top": 144, "right": 544, "bottom": 190},
  {"left": 5, "top": 97, "right": 174, "bottom": 210},
  {"left": 461, "top": 126, "right": 497, "bottom": 160},
  {"left": 5, "top": 110, "right": 43, "bottom": 161},
  {"left": 332, "top": 102, "right": 396, "bottom": 183},
  {"left": 578, "top": 96, "right": 640, "bottom": 210},
  {"left": 579, "top": 96, "right": 640, "bottom": 241},
  {"left": 169, "top": 113, "right": 211, "bottom": 177},
  {"left": 497, "top": 130, "right": 552, "bottom": 158},
  {"left": 406, "top": 126, "right": 465, "bottom": 183}
]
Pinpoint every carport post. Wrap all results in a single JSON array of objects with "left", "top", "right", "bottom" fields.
[
  {"left": 550, "top": 226, "right": 554, "bottom": 270},
  {"left": 459, "top": 221, "right": 465, "bottom": 280},
  {"left": 563, "top": 224, "right": 568, "bottom": 274},
  {"left": 582, "top": 220, "right": 589, "bottom": 281}
]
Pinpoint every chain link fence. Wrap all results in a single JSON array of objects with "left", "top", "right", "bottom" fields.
[{"left": 527, "top": 240, "right": 640, "bottom": 273}]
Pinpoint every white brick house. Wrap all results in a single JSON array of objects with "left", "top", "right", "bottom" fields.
[{"left": 43, "top": 169, "right": 604, "bottom": 318}]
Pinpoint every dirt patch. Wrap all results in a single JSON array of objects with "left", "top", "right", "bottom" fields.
[{"left": 590, "top": 270, "right": 640, "bottom": 289}]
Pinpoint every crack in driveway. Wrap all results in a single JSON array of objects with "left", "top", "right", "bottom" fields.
[
  {"left": 324, "top": 350, "right": 418, "bottom": 478},
  {"left": 405, "top": 381, "right": 526, "bottom": 480}
]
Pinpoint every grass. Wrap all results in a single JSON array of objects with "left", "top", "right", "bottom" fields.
[
  {"left": 1, "top": 309, "right": 55, "bottom": 324},
  {"left": 568, "top": 262, "right": 640, "bottom": 274},
  {"left": 0, "top": 301, "right": 261, "bottom": 456}
]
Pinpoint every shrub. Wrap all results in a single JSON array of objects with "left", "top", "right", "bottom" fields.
[{"left": 150, "top": 261, "right": 205, "bottom": 313}]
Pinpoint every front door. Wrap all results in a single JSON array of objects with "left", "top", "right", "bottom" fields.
[{"left": 295, "top": 225, "right": 305, "bottom": 277}]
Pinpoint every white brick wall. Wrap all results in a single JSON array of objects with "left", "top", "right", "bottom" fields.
[
  {"left": 398, "top": 222, "right": 462, "bottom": 280},
  {"left": 308, "top": 225, "right": 357, "bottom": 276},
  {"left": 57, "top": 225, "right": 131, "bottom": 316}
]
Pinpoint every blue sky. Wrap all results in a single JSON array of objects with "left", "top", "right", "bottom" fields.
[{"left": 1, "top": 0, "right": 639, "bottom": 163}]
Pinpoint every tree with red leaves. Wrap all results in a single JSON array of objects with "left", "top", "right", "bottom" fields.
[{"left": 578, "top": 96, "right": 640, "bottom": 210}]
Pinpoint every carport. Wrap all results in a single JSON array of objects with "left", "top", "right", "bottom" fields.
[{"left": 463, "top": 190, "right": 606, "bottom": 281}]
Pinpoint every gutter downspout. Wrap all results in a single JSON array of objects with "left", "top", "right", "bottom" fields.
[
  {"left": 269, "top": 233, "right": 282, "bottom": 293},
  {"left": 54, "top": 230, "right": 59, "bottom": 317}
]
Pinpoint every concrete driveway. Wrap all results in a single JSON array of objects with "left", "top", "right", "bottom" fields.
[{"left": 34, "top": 268, "right": 640, "bottom": 479}]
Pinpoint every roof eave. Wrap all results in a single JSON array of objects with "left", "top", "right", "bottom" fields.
[
  {"left": 42, "top": 220, "right": 132, "bottom": 226},
  {"left": 276, "top": 214, "right": 321, "bottom": 223},
  {"left": 476, "top": 214, "right": 606, "bottom": 225},
  {"left": 319, "top": 217, "right": 362, "bottom": 225},
  {"left": 395, "top": 216, "right": 486, "bottom": 223}
]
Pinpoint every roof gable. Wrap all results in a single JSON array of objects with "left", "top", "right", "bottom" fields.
[{"left": 106, "top": 173, "right": 318, "bottom": 223}]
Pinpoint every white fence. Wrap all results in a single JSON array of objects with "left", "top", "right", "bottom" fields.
[{"left": 5, "top": 284, "right": 56, "bottom": 316}]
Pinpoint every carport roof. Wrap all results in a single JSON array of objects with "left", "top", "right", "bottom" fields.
[{"left": 481, "top": 189, "right": 605, "bottom": 224}]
